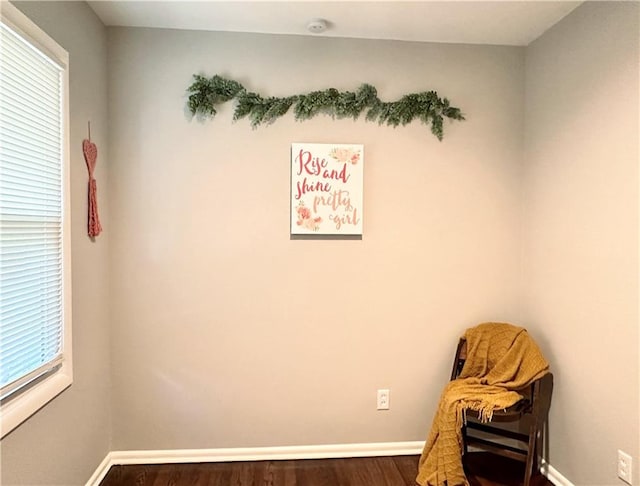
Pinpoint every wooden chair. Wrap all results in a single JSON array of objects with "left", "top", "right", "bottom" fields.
[{"left": 451, "top": 338, "right": 554, "bottom": 486}]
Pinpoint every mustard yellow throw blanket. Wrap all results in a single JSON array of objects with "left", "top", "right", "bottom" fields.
[{"left": 416, "top": 322, "right": 549, "bottom": 486}]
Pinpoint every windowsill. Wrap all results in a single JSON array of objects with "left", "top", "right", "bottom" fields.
[{"left": 0, "top": 365, "right": 73, "bottom": 439}]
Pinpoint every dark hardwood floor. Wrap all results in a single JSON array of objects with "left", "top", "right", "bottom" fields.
[{"left": 100, "top": 453, "right": 554, "bottom": 486}]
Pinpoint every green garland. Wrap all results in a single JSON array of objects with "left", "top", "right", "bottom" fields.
[{"left": 187, "top": 75, "right": 464, "bottom": 140}]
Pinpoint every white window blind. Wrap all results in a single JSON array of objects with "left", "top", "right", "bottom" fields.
[{"left": 0, "top": 20, "right": 66, "bottom": 400}]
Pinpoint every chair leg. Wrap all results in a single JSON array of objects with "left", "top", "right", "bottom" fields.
[
  {"left": 533, "top": 421, "right": 543, "bottom": 473},
  {"left": 523, "top": 421, "right": 540, "bottom": 486}
]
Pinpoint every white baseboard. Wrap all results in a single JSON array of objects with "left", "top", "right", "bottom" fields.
[
  {"left": 85, "top": 441, "right": 424, "bottom": 485},
  {"left": 541, "top": 458, "right": 575, "bottom": 486},
  {"left": 84, "top": 452, "right": 113, "bottom": 486},
  {"left": 85, "top": 442, "right": 573, "bottom": 486}
]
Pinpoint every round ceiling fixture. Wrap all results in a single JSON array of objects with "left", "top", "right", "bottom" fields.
[{"left": 307, "top": 18, "right": 328, "bottom": 34}]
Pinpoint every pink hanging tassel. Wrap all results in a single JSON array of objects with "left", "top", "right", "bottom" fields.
[{"left": 82, "top": 139, "right": 102, "bottom": 238}]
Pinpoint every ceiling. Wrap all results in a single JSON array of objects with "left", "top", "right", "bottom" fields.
[{"left": 87, "top": 1, "right": 582, "bottom": 47}]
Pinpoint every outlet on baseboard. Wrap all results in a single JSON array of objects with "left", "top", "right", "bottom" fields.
[{"left": 618, "top": 450, "right": 632, "bottom": 485}]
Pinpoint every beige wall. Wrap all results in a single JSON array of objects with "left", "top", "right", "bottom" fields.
[
  {"left": 107, "top": 28, "right": 525, "bottom": 450},
  {"left": 522, "top": 2, "right": 639, "bottom": 484},
  {"left": 1, "top": 2, "right": 111, "bottom": 485}
]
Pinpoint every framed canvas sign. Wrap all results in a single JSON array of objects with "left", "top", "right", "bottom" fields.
[{"left": 291, "top": 143, "right": 364, "bottom": 236}]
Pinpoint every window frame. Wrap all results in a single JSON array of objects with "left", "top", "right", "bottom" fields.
[{"left": 0, "top": 1, "right": 73, "bottom": 439}]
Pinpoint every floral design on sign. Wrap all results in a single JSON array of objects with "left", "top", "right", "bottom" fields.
[
  {"left": 296, "top": 201, "right": 322, "bottom": 231},
  {"left": 329, "top": 147, "right": 360, "bottom": 165}
]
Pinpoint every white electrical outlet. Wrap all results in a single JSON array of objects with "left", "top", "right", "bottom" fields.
[
  {"left": 377, "top": 389, "right": 390, "bottom": 410},
  {"left": 618, "top": 450, "right": 633, "bottom": 485}
]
